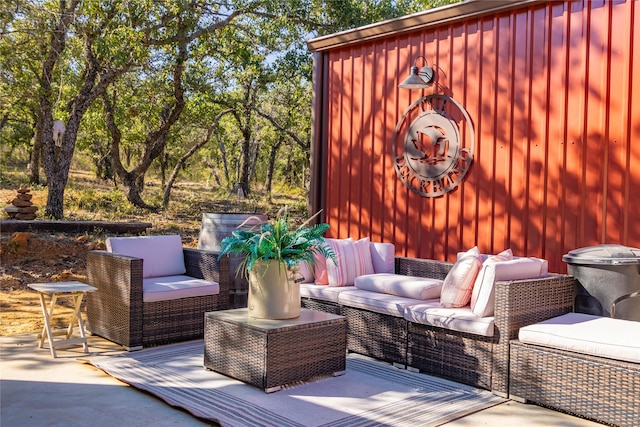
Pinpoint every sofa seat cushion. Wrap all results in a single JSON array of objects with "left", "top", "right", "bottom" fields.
[
  {"left": 518, "top": 313, "right": 640, "bottom": 363},
  {"left": 354, "top": 273, "right": 443, "bottom": 300},
  {"left": 142, "top": 275, "right": 220, "bottom": 303},
  {"left": 299, "top": 283, "right": 356, "bottom": 302},
  {"left": 337, "top": 289, "right": 423, "bottom": 318},
  {"left": 107, "top": 235, "right": 186, "bottom": 279},
  {"left": 403, "top": 301, "right": 495, "bottom": 337}
]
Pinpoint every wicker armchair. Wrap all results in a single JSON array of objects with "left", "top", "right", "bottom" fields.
[{"left": 86, "top": 248, "right": 230, "bottom": 350}]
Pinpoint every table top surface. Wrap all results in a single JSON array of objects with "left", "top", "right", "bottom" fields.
[
  {"left": 206, "top": 308, "right": 345, "bottom": 331},
  {"left": 27, "top": 281, "right": 97, "bottom": 294}
]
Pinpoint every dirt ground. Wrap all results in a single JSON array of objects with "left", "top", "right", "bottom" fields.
[{"left": 0, "top": 231, "right": 104, "bottom": 336}]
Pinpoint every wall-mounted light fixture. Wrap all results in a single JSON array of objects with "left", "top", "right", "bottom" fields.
[{"left": 398, "top": 56, "right": 434, "bottom": 89}]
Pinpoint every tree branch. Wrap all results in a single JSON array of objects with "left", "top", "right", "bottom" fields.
[
  {"left": 251, "top": 107, "right": 309, "bottom": 152},
  {"left": 162, "top": 108, "right": 233, "bottom": 208}
]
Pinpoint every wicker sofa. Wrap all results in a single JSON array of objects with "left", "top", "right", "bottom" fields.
[
  {"left": 509, "top": 293, "right": 640, "bottom": 427},
  {"left": 86, "top": 235, "right": 230, "bottom": 350},
  {"left": 301, "top": 256, "right": 575, "bottom": 396}
]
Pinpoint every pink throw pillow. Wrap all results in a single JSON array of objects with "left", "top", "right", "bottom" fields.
[
  {"left": 484, "top": 248, "right": 513, "bottom": 264},
  {"left": 313, "top": 237, "right": 353, "bottom": 285},
  {"left": 440, "top": 247, "right": 482, "bottom": 308},
  {"left": 313, "top": 251, "right": 329, "bottom": 285},
  {"left": 326, "top": 237, "right": 375, "bottom": 287}
]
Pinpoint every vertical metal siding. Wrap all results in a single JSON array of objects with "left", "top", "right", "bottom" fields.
[{"left": 321, "top": 0, "right": 639, "bottom": 273}]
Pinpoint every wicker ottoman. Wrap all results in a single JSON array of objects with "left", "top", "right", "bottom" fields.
[{"left": 204, "top": 308, "right": 347, "bottom": 392}]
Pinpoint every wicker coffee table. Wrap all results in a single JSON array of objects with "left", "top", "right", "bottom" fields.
[{"left": 204, "top": 308, "right": 347, "bottom": 392}]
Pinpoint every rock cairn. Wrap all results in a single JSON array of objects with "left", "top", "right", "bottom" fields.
[{"left": 5, "top": 188, "right": 38, "bottom": 220}]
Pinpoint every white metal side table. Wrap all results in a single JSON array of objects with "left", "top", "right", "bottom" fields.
[{"left": 27, "top": 281, "right": 97, "bottom": 358}]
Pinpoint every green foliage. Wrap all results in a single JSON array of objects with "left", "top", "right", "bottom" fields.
[
  {"left": 311, "top": 0, "right": 459, "bottom": 35},
  {"left": 218, "top": 210, "right": 336, "bottom": 279},
  {"left": 1, "top": 0, "right": 462, "bottom": 213}
]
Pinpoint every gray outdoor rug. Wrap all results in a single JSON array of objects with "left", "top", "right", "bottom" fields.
[{"left": 87, "top": 340, "right": 505, "bottom": 427}]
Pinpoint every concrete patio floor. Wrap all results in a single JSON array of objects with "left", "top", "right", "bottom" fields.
[{"left": 1, "top": 333, "right": 603, "bottom": 427}]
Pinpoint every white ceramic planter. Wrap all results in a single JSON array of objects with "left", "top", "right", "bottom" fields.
[{"left": 247, "top": 260, "right": 300, "bottom": 319}]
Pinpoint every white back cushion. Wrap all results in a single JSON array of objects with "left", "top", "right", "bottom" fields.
[
  {"left": 106, "top": 235, "right": 186, "bottom": 278},
  {"left": 370, "top": 242, "right": 395, "bottom": 273},
  {"left": 471, "top": 257, "right": 547, "bottom": 317}
]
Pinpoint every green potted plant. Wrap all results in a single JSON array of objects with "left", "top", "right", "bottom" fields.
[{"left": 218, "top": 209, "right": 335, "bottom": 319}]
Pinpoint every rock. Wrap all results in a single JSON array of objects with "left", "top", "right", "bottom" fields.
[
  {"left": 5, "top": 189, "right": 38, "bottom": 220},
  {"left": 10, "top": 232, "right": 31, "bottom": 253},
  {"left": 14, "top": 213, "right": 36, "bottom": 220},
  {"left": 17, "top": 206, "right": 38, "bottom": 214},
  {"left": 11, "top": 198, "right": 32, "bottom": 208}
]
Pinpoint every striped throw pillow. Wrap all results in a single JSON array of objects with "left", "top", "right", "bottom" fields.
[
  {"left": 440, "top": 247, "right": 483, "bottom": 308},
  {"left": 326, "top": 237, "right": 375, "bottom": 287}
]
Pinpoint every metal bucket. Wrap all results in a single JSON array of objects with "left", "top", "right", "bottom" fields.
[{"left": 198, "top": 213, "right": 267, "bottom": 308}]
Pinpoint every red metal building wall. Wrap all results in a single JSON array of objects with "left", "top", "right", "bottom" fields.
[{"left": 313, "top": 0, "right": 640, "bottom": 273}]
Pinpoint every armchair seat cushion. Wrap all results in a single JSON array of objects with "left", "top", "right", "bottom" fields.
[
  {"left": 142, "top": 275, "right": 220, "bottom": 303},
  {"left": 403, "top": 301, "right": 495, "bottom": 337},
  {"left": 518, "top": 312, "right": 640, "bottom": 363}
]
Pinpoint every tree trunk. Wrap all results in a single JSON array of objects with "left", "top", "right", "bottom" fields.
[
  {"left": 203, "top": 157, "right": 222, "bottom": 187},
  {"left": 123, "top": 172, "right": 157, "bottom": 211},
  {"left": 219, "top": 137, "right": 230, "bottom": 184},
  {"left": 160, "top": 151, "right": 169, "bottom": 187},
  {"left": 93, "top": 140, "right": 114, "bottom": 181},
  {"left": 238, "top": 130, "right": 252, "bottom": 194},
  {"left": 265, "top": 136, "right": 284, "bottom": 196},
  {"left": 43, "top": 114, "right": 76, "bottom": 219},
  {"left": 30, "top": 121, "right": 42, "bottom": 184},
  {"left": 248, "top": 136, "right": 260, "bottom": 183},
  {"left": 44, "top": 169, "right": 66, "bottom": 218}
]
